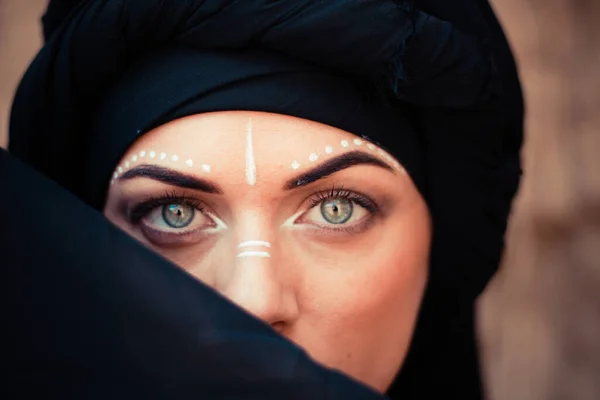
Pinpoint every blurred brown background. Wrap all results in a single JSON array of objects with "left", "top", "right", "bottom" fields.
[{"left": 1, "top": 1, "right": 599, "bottom": 399}]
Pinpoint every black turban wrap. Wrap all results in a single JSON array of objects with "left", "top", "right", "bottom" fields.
[{"left": 4, "top": 0, "right": 523, "bottom": 399}]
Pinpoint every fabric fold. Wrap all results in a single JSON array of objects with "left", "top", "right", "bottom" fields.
[{"left": 0, "top": 148, "right": 385, "bottom": 400}]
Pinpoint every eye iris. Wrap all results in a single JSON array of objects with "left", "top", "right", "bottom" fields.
[
  {"left": 162, "top": 204, "right": 194, "bottom": 228},
  {"left": 320, "top": 199, "right": 353, "bottom": 224}
]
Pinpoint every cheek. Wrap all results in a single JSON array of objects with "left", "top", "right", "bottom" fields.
[
  {"left": 303, "top": 239, "right": 428, "bottom": 334},
  {"left": 293, "top": 214, "right": 430, "bottom": 370},
  {"left": 302, "top": 210, "right": 430, "bottom": 323}
]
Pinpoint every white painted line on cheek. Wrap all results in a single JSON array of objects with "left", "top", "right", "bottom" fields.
[
  {"left": 236, "top": 251, "right": 271, "bottom": 258},
  {"left": 245, "top": 119, "right": 257, "bottom": 186},
  {"left": 238, "top": 240, "right": 271, "bottom": 248}
]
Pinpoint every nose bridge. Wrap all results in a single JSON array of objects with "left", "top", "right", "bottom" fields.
[{"left": 220, "top": 213, "right": 297, "bottom": 325}]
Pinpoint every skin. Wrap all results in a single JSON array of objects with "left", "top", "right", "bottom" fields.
[{"left": 103, "top": 111, "right": 431, "bottom": 392}]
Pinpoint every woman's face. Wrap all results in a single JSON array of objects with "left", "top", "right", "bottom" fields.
[{"left": 104, "top": 111, "right": 431, "bottom": 392}]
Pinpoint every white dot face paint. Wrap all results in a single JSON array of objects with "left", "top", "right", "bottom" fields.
[
  {"left": 245, "top": 119, "right": 257, "bottom": 186},
  {"left": 110, "top": 149, "right": 214, "bottom": 186},
  {"left": 287, "top": 137, "right": 405, "bottom": 173}
]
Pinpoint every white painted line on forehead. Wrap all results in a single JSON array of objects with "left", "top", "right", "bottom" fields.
[
  {"left": 238, "top": 240, "right": 271, "bottom": 248},
  {"left": 236, "top": 251, "right": 271, "bottom": 258},
  {"left": 245, "top": 119, "right": 257, "bottom": 186}
]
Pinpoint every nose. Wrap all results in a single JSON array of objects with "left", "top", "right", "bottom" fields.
[{"left": 220, "top": 245, "right": 298, "bottom": 328}]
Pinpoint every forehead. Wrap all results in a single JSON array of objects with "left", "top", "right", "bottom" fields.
[
  {"left": 133, "top": 110, "right": 360, "bottom": 153},
  {"left": 110, "top": 110, "right": 404, "bottom": 187}
]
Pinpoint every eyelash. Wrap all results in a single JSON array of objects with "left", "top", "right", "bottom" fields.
[
  {"left": 307, "top": 184, "right": 378, "bottom": 213},
  {"left": 128, "top": 184, "right": 379, "bottom": 234},
  {"left": 128, "top": 190, "right": 206, "bottom": 224},
  {"left": 302, "top": 184, "right": 379, "bottom": 235}
]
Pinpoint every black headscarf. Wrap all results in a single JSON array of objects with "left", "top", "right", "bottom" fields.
[{"left": 7, "top": 0, "right": 523, "bottom": 398}]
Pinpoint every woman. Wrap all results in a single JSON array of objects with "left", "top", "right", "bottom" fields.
[{"left": 4, "top": 0, "right": 523, "bottom": 398}]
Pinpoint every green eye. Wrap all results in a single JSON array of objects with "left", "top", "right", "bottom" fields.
[
  {"left": 320, "top": 199, "right": 353, "bottom": 224},
  {"left": 162, "top": 204, "right": 195, "bottom": 228}
]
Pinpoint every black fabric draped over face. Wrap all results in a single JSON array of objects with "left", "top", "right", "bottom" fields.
[{"left": 7, "top": 0, "right": 524, "bottom": 398}]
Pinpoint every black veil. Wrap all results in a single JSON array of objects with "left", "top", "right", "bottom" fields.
[{"left": 5, "top": 1, "right": 523, "bottom": 398}]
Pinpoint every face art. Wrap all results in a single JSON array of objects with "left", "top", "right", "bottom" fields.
[
  {"left": 103, "top": 111, "right": 431, "bottom": 393},
  {"left": 237, "top": 240, "right": 272, "bottom": 258}
]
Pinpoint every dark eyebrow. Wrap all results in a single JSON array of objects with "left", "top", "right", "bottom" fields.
[
  {"left": 284, "top": 151, "right": 395, "bottom": 190},
  {"left": 118, "top": 164, "right": 223, "bottom": 194}
]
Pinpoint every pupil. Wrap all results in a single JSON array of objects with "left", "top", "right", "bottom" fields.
[
  {"left": 162, "top": 204, "right": 194, "bottom": 228},
  {"left": 320, "top": 199, "right": 353, "bottom": 224}
]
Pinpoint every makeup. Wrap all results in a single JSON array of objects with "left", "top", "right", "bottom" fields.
[
  {"left": 236, "top": 240, "right": 271, "bottom": 258},
  {"left": 238, "top": 240, "right": 272, "bottom": 248},
  {"left": 110, "top": 149, "right": 213, "bottom": 185},
  {"left": 245, "top": 119, "right": 257, "bottom": 186},
  {"left": 236, "top": 251, "right": 271, "bottom": 258},
  {"left": 287, "top": 138, "right": 404, "bottom": 174}
]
